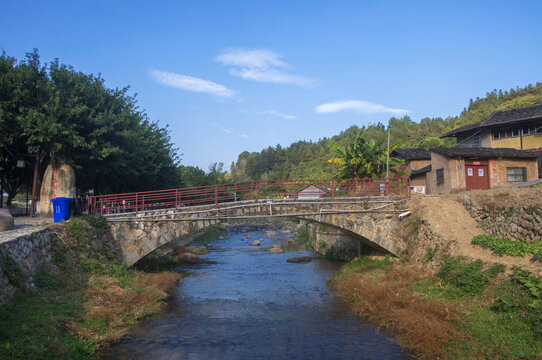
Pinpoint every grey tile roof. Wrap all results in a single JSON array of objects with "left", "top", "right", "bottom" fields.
[
  {"left": 430, "top": 147, "right": 538, "bottom": 159},
  {"left": 441, "top": 103, "right": 542, "bottom": 138},
  {"left": 391, "top": 148, "right": 431, "bottom": 160}
]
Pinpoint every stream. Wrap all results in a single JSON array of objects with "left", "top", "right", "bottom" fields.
[{"left": 104, "top": 225, "right": 411, "bottom": 360}]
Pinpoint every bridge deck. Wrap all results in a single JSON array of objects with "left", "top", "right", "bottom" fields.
[{"left": 90, "top": 178, "right": 410, "bottom": 216}]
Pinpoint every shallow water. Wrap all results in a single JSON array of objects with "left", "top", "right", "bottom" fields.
[{"left": 104, "top": 226, "right": 411, "bottom": 360}]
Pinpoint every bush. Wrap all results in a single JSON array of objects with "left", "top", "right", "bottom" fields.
[{"left": 437, "top": 257, "right": 504, "bottom": 298}]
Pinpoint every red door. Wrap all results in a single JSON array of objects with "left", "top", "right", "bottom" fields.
[{"left": 465, "top": 160, "right": 489, "bottom": 191}]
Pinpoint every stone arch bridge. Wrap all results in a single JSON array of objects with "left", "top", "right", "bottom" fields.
[{"left": 105, "top": 198, "right": 408, "bottom": 265}]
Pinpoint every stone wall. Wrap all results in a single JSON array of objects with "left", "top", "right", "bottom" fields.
[
  {"left": 311, "top": 225, "right": 385, "bottom": 261},
  {"left": 401, "top": 218, "right": 457, "bottom": 270},
  {"left": 0, "top": 228, "right": 53, "bottom": 305},
  {"left": 459, "top": 196, "right": 542, "bottom": 242}
]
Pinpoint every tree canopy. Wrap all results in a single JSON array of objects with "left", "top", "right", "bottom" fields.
[{"left": 0, "top": 49, "right": 179, "bottom": 205}]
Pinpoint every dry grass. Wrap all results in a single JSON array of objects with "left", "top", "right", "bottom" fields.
[
  {"left": 77, "top": 271, "right": 180, "bottom": 348},
  {"left": 334, "top": 265, "right": 460, "bottom": 359}
]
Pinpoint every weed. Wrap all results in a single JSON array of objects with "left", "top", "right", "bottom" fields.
[
  {"left": 405, "top": 216, "right": 422, "bottom": 235},
  {"left": 297, "top": 226, "right": 310, "bottom": 244},
  {"left": 0, "top": 254, "right": 25, "bottom": 289},
  {"left": 81, "top": 216, "right": 109, "bottom": 232},
  {"left": 472, "top": 234, "right": 542, "bottom": 259},
  {"left": 195, "top": 225, "right": 224, "bottom": 243},
  {"left": 342, "top": 255, "right": 394, "bottom": 273},
  {"left": 423, "top": 244, "right": 439, "bottom": 261},
  {"left": 324, "top": 246, "right": 336, "bottom": 261}
]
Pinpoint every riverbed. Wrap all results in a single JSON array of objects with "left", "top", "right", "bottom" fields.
[{"left": 104, "top": 225, "right": 411, "bottom": 359}]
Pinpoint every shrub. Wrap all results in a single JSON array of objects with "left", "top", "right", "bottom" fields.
[{"left": 437, "top": 257, "right": 504, "bottom": 298}]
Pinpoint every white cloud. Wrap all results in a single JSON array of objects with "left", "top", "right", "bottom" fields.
[
  {"left": 315, "top": 100, "right": 409, "bottom": 115},
  {"left": 221, "top": 128, "right": 232, "bottom": 133},
  {"left": 149, "top": 70, "right": 235, "bottom": 98},
  {"left": 262, "top": 109, "right": 297, "bottom": 120},
  {"left": 215, "top": 48, "right": 313, "bottom": 86},
  {"left": 239, "top": 134, "right": 250, "bottom": 138}
]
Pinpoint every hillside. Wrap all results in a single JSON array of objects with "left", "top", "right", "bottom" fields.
[{"left": 228, "top": 82, "right": 542, "bottom": 181}]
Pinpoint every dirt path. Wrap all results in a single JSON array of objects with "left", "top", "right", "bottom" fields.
[{"left": 408, "top": 196, "right": 542, "bottom": 275}]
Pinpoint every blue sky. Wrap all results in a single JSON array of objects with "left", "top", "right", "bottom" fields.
[{"left": 1, "top": 0, "right": 541, "bottom": 169}]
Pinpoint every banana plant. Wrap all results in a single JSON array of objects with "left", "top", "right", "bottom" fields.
[{"left": 327, "top": 127, "right": 407, "bottom": 179}]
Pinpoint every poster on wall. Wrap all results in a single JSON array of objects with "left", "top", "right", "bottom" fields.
[
  {"left": 467, "top": 168, "right": 473, "bottom": 176},
  {"left": 478, "top": 168, "right": 484, "bottom": 177}
]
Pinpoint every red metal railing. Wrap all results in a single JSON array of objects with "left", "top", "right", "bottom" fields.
[{"left": 88, "top": 177, "right": 410, "bottom": 215}]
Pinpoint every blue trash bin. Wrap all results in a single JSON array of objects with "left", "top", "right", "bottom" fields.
[{"left": 51, "top": 197, "right": 71, "bottom": 223}]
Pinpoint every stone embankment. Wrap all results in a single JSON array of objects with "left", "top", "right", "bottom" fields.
[{"left": 459, "top": 196, "right": 542, "bottom": 243}]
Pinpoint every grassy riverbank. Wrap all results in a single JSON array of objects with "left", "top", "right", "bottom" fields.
[
  {"left": 0, "top": 217, "right": 181, "bottom": 359},
  {"left": 332, "top": 256, "right": 542, "bottom": 359}
]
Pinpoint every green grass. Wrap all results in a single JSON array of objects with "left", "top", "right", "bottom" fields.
[
  {"left": 0, "top": 273, "right": 94, "bottom": 360},
  {"left": 0, "top": 218, "right": 180, "bottom": 359},
  {"left": 445, "top": 309, "right": 542, "bottom": 360},
  {"left": 341, "top": 255, "right": 394, "bottom": 273}
]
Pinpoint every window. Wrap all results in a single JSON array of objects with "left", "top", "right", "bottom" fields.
[
  {"left": 522, "top": 126, "right": 530, "bottom": 136},
  {"left": 436, "top": 168, "right": 444, "bottom": 185},
  {"left": 507, "top": 167, "right": 526, "bottom": 182},
  {"left": 512, "top": 128, "right": 520, "bottom": 137},
  {"left": 473, "top": 133, "right": 482, "bottom": 147},
  {"left": 492, "top": 130, "right": 501, "bottom": 139}
]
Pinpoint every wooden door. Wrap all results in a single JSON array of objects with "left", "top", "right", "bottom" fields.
[{"left": 465, "top": 160, "right": 489, "bottom": 191}]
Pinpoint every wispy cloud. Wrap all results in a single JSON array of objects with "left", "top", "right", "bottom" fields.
[
  {"left": 215, "top": 48, "right": 313, "bottom": 86},
  {"left": 315, "top": 100, "right": 409, "bottom": 115},
  {"left": 220, "top": 128, "right": 232, "bottom": 133},
  {"left": 262, "top": 109, "right": 297, "bottom": 120},
  {"left": 149, "top": 70, "right": 235, "bottom": 98},
  {"left": 239, "top": 134, "right": 250, "bottom": 138}
]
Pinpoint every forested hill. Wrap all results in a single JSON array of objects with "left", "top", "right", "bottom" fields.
[{"left": 228, "top": 82, "right": 542, "bottom": 181}]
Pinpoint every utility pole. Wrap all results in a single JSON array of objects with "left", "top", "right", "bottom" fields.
[{"left": 386, "top": 124, "right": 390, "bottom": 178}]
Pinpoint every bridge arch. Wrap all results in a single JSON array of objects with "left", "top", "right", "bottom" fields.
[{"left": 106, "top": 199, "right": 406, "bottom": 265}]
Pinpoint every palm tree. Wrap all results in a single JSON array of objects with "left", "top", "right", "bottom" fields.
[{"left": 328, "top": 127, "right": 406, "bottom": 179}]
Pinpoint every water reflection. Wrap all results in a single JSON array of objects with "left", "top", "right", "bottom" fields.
[{"left": 104, "top": 226, "right": 411, "bottom": 360}]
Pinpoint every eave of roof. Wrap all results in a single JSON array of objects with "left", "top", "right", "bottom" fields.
[
  {"left": 430, "top": 147, "right": 539, "bottom": 159},
  {"left": 441, "top": 103, "right": 542, "bottom": 138},
  {"left": 391, "top": 148, "right": 431, "bottom": 160}
]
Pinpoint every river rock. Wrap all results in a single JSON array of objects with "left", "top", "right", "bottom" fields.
[
  {"left": 0, "top": 208, "right": 14, "bottom": 231},
  {"left": 269, "top": 247, "right": 284, "bottom": 254},
  {"left": 188, "top": 245, "right": 208, "bottom": 255},
  {"left": 217, "top": 236, "right": 225, "bottom": 240},
  {"left": 177, "top": 252, "right": 202, "bottom": 263},
  {"left": 287, "top": 256, "right": 311, "bottom": 263},
  {"left": 248, "top": 240, "right": 262, "bottom": 246},
  {"left": 246, "top": 234, "right": 252, "bottom": 239}
]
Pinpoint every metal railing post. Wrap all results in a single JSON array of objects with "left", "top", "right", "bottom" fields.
[{"left": 214, "top": 184, "right": 218, "bottom": 205}]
